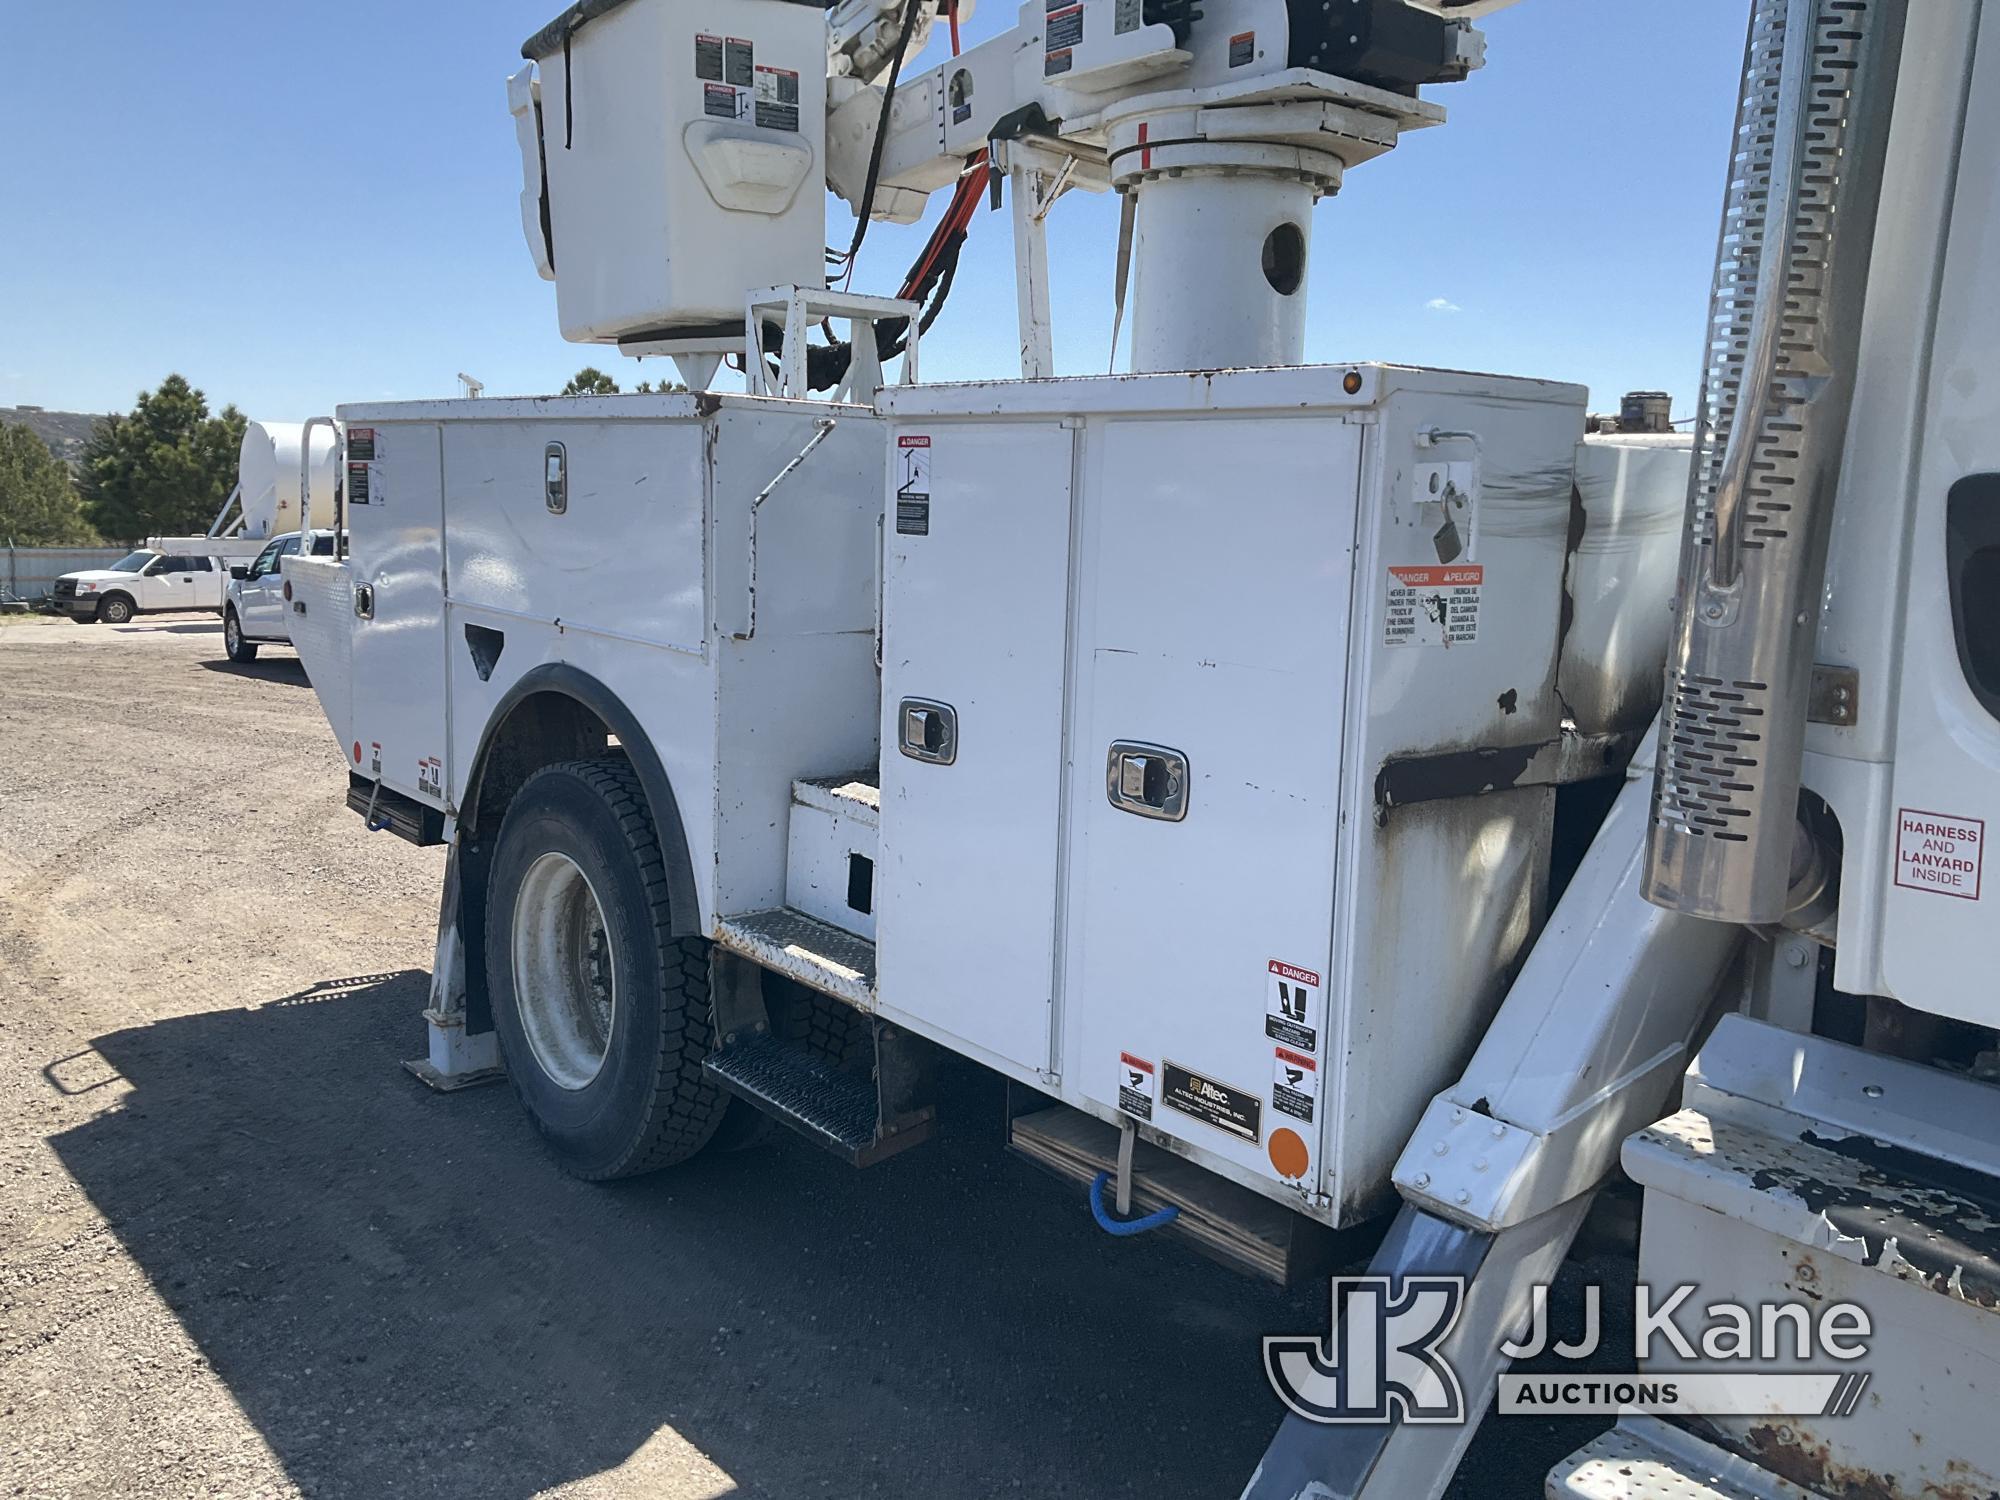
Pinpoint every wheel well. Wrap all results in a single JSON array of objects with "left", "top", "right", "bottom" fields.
[
  {"left": 101, "top": 590, "right": 135, "bottom": 608},
  {"left": 464, "top": 691, "right": 613, "bottom": 839},
  {"left": 456, "top": 671, "right": 703, "bottom": 1031}
]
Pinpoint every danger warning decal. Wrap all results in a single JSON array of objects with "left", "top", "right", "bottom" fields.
[
  {"left": 1273, "top": 1046, "right": 1317, "bottom": 1123},
  {"left": 754, "top": 65, "right": 800, "bottom": 131},
  {"left": 1265, "top": 960, "right": 1322, "bottom": 1053},
  {"left": 1385, "top": 564, "right": 1482, "bottom": 648},
  {"left": 703, "top": 82, "right": 744, "bottom": 120},
  {"left": 1044, "top": 0, "right": 1081, "bottom": 74},
  {"left": 1117, "top": 1053, "right": 1156, "bottom": 1122},
  {"left": 1895, "top": 808, "right": 1984, "bottom": 900},
  {"left": 1163, "top": 1061, "right": 1262, "bottom": 1143},
  {"left": 896, "top": 435, "right": 931, "bottom": 536}
]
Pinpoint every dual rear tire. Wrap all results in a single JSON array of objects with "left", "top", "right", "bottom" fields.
[{"left": 485, "top": 757, "right": 727, "bottom": 1179}]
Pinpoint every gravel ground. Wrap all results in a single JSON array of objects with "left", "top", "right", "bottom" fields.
[{"left": 0, "top": 613, "right": 1617, "bottom": 1498}]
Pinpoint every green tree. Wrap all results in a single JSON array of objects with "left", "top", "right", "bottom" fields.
[
  {"left": 0, "top": 425, "right": 98, "bottom": 545},
  {"left": 561, "top": 366, "right": 621, "bottom": 396},
  {"left": 77, "top": 375, "right": 248, "bottom": 541}
]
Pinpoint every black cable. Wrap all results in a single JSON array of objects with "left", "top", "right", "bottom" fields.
[
  {"left": 563, "top": 23, "right": 577, "bottom": 148},
  {"left": 833, "top": 0, "right": 927, "bottom": 283}
]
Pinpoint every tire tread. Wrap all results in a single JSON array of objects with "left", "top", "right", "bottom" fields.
[{"left": 513, "top": 755, "right": 725, "bottom": 1180}]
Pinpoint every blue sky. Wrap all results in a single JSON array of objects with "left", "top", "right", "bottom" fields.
[{"left": 0, "top": 1, "right": 1741, "bottom": 422}]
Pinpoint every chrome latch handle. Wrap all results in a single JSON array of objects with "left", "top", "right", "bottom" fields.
[
  {"left": 898, "top": 699, "right": 957, "bottom": 765},
  {"left": 1107, "top": 742, "right": 1189, "bottom": 822}
]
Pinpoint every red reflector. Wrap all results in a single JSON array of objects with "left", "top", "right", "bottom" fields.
[
  {"left": 353, "top": 742, "right": 362, "bottom": 763},
  {"left": 283, "top": 580, "right": 293, "bottom": 601}
]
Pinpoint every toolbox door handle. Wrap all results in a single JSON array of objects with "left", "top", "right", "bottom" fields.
[{"left": 1107, "top": 742, "right": 1189, "bottom": 822}]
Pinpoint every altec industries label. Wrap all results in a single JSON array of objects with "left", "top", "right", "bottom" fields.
[
  {"left": 1895, "top": 808, "right": 1984, "bottom": 900},
  {"left": 1117, "top": 1053, "right": 1156, "bottom": 1121},
  {"left": 1163, "top": 1061, "right": 1262, "bottom": 1143},
  {"left": 1385, "top": 564, "right": 1482, "bottom": 648}
]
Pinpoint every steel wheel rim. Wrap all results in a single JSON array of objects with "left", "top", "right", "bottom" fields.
[
  {"left": 105, "top": 600, "right": 129, "bottom": 623},
  {"left": 225, "top": 613, "right": 240, "bottom": 652},
  {"left": 510, "top": 851, "right": 617, "bottom": 1091}
]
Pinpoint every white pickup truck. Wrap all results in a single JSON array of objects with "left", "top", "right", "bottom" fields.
[
  {"left": 51, "top": 549, "right": 229, "bottom": 624},
  {"left": 222, "top": 530, "right": 339, "bottom": 662}
]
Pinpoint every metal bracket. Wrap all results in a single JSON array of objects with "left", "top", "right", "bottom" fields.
[
  {"left": 709, "top": 947, "right": 772, "bottom": 1048},
  {"left": 743, "top": 285, "right": 922, "bottom": 403},
  {"left": 1807, "top": 663, "right": 1859, "bottom": 725},
  {"left": 402, "top": 840, "right": 504, "bottom": 1091}
]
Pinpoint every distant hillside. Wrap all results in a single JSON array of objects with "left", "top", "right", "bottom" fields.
[{"left": 1, "top": 406, "right": 107, "bottom": 469}]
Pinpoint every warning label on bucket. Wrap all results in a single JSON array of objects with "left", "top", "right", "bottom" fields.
[
  {"left": 1895, "top": 808, "right": 1984, "bottom": 900},
  {"left": 1272, "top": 1046, "right": 1317, "bottom": 1123},
  {"left": 754, "top": 66, "right": 800, "bottom": 131},
  {"left": 1117, "top": 1053, "right": 1155, "bottom": 1121},
  {"left": 1265, "top": 959, "right": 1322, "bottom": 1053},
  {"left": 1385, "top": 564, "right": 1482, "bottom": 648},
  {"left": 703, "top": 82, "right": 743, "bottom": 120}
]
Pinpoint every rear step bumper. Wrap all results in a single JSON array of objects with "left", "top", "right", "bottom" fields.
[
  {"left": 346, "top": 774, "right": 446, "bottom": 847},
  {"left": 1550, "top": 1416, "right": 1822, "bottom": 1500},
  {"left": 1009, "top": 1103, "right": 1346, "bottom": 1287}
]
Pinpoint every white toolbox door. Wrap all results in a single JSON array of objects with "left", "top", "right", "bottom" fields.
[
  {"left": 1066, "top": 415, "right": 1360, "bottom": 1195},
  {"left": 876, "top": 421, "right": 1075, "bottom": 1078},
  {"left": 348, "top": 424, "right": 450, "bottom": 806}
]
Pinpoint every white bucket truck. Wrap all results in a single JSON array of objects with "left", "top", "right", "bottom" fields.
[{"left": 285, "top": 1, "right": 2000, "bottom": 1496}]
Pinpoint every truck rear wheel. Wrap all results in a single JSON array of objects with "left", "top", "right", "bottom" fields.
[
  {"left": 223, "top": 608, "right": 258, "bottom": 663},
  {"left": 485, "top": 756, "right": 726, "bottom": 1178}
]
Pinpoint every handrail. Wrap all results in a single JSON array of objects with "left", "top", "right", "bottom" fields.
[{"left": 300, "top": 416, "right": 345, "bottom": 561}]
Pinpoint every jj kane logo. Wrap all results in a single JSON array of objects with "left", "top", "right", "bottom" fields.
[{"left": 1266, "top": 1278, "right": 1873, "bottom": 1424}]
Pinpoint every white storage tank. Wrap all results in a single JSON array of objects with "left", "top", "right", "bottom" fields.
[
  {"left": 510, "top": 0, "right": 828, "bottom": 347},
  {"left": 239, "top": 421, "right": 340, "bottom": 538},
  {"left": 1559, "top": 431, "right": 1694, "bottom": 736}
]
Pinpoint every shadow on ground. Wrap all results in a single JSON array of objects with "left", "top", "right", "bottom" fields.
[
  {"left": 48, "top": 975, "right": 1624, "bottom": 1498},
  {"left": 197, "top": 656, "right": 310, "bottom": 687},
  {"left": 48, "top": 973, "right": 1315, "bottom": 1498},
  {"left": 112, "top": 620, "right": 222, "bottom": 635}
]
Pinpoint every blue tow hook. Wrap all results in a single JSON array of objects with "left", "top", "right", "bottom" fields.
[{"left": 1089, "top": 1170, "right": 1180, "bottom": 1237}]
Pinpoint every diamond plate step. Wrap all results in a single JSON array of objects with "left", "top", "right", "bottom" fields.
[
  {"left": 714, "top": 907, "right": 875, "bottom": 1010},
  {"left": 705, "top": 1031, "right": 930, "bottom": 1167},
  {"left": 1549, "top": 1417, "right": 1823, "bottom": 1500},
  {"left": 792, "top": 771, "right": 879, "bottom": 826}
]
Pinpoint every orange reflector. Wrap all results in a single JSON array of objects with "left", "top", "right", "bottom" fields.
[{"left": 1269, "top": 1127, "right": 1310, "bottom": 1181}]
